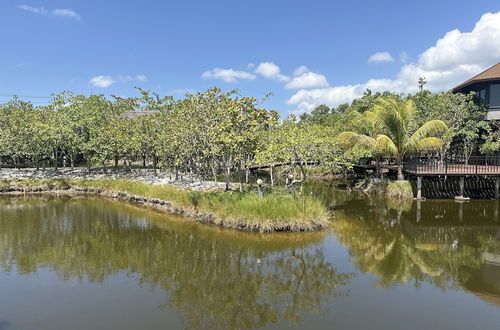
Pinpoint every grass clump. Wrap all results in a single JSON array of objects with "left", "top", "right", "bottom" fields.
[
  {"left": 2, "top": 178, "right": 330, "bottom": 232},
  {"left": 69, "top": 178, "right": 194, "bottom": 207},
  {"left": 387, "top": 180, "right": 414, "bottom": 199},
  {"left": 195, "top": 190, "right": 329, "bottom": 231}
]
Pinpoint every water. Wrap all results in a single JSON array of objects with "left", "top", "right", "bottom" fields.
[{"left": 0, "top": 187, "right": 499, "bottom": 330}]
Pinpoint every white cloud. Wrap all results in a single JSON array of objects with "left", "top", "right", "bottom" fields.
[
  {"left": 117, "top": 74, "right": 148, "bottom": 82},
  {"left": 18, "top": 5, "right": 81, "bottom": 20},
  {"left": 51, "top": 9, "right": 81, "bottom": 21},
  {"left": 288, "top": 11, "right": 500, "bottom": 114},
  {"left": 254, "top": 62, "right": 290, "bottom": 82},
  {"left": 293, "top": 65, "right": 309, "bottom": 76},
  {"left": 201, "top": 68, "right": 256, "bottom": 83},
  {"left": 89, "top": 76, "right": 115, "bottom": 88},
  {"left": 368, "top": 51, "right": 394, "bottom": 63},
  {"left": 135, "top": 74, "right": 147, "bottom": 82},
  {"left": 89, "top": 74, "right": 148, "bottom": 88},
  {"left": 286, "top": 71, "right": 329, "bottom": 89},
  {"left": 399, "top": 51, "right": 410, "bottom": 63},
  {"left": 18, "top": 5, "right": 47, "bottom": 14}
]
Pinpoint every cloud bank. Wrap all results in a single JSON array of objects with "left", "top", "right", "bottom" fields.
[{"left": 287, "top": 12, "right": 500, "bottom": 113}]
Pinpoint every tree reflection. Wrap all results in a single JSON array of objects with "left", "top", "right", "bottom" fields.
[
  {"left": 332, "top": 195, "right": 500, "bottom": 295},
  {"left": 0, "top": 197, "right": 352, "bottom": 329}
]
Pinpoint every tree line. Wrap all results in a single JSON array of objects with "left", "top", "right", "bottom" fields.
[{"left": 0, "top": 84, "right": 494, "bottom": 186}]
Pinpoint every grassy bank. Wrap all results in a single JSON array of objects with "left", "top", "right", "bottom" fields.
[
  {"left": 0, "top": 178, "right": 330, "bottom": 232},
  {"left": 356, "top": 178, "right": 414, "bottom": 199}
]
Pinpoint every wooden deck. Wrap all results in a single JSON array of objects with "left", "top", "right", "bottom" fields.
[{"left": 405, "top": 156, "right": 500, "bottom": 176}]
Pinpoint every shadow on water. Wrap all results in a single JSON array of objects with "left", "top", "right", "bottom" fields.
[
  {"left": 0, "top": 196, "right": 352, "bottom": 330},
  {"left": 306, "top": 181, "right": 500, "bottom": 307}
]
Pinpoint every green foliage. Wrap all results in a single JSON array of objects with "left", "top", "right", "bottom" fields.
[
  {"left": 411, "top": 90, "right": 489, "bottom": 156},
  {"left": 0, "top": 85, "right": 492, "bottom": 184}
]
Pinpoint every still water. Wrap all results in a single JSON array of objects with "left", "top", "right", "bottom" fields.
[{"left": 0, "top": 186, "right": 499, "bottom": 330}]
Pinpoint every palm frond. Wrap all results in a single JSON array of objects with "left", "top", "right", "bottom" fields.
[
  {"left": 406, "top": 137, "right": 444, "bottom": 154},
  {"left": 376, "top": 134, "right": 398, "bottom": 156},
  {"left": 407, "top": 120, "right": 448, "bottom": 142},
  {"left": 373, "top": 98, "right": 405, "bottom": 144},
  {"left": 336, "top": 131, "right": 377, "bottom": 149}
]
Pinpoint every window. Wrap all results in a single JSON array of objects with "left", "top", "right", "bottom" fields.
[
  {"left": 490, "top": 84, "right": 500, "bottom": 108},
  {"left": 478, "top": 88, "right": 486, "bottom": 102}
]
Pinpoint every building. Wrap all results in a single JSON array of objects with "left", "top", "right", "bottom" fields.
[{"left": 452, "top": 63, "right": 500, "bottom": 120}]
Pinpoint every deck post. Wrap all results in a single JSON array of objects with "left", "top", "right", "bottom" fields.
[
  {"left": 416, "top": 176, "right": 422, "bottom": 200},
  {"left": 416, "top": 199, "right": 421, "bottom": 223},
  {"left": 459, "top": 176, "right": 465, "bottom": 198},
  {"left": 495, "top": 177, "right": 500, "bottom": 199}
]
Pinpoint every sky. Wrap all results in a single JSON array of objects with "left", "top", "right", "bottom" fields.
[{"left": 1, "top": 0, "right": 500, "bottom": 115}]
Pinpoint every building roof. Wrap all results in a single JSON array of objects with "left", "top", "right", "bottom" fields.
[{"left": 453, "top": 63, "right": 500, "bottom": 92}]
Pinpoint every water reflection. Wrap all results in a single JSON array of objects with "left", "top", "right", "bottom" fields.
[
  {"left": 318, "top": 184, "right": 500, "bottom": 307},
  {"left": 0, "top": 197, "right": 352, "bottom": 329}
]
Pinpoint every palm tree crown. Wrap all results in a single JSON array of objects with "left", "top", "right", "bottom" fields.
[{"left": 338, "top": 97, "right": 448, "bottom": 180}]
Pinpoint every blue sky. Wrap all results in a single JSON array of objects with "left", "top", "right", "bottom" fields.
[{"left": 1, "top": 0, "right": 500, "bottom": 114}]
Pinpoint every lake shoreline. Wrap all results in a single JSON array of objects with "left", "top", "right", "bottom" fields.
[{"left": 0, "top": 177, "right": 330, "bottom": 232}]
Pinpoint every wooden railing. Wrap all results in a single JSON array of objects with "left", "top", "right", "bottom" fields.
[{"left": 405, "top": 156, "right": 500, "bottom": 175}]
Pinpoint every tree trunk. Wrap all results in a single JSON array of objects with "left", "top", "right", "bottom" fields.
[
  {"left": 270, "top": 165, "right": 274, "bottom": 186},
  {"left": 397, "top": 163, "right": 404, "bottom": 180},
  {"left": 211, "top": 164, "right": 218, "bottom": 183},
  {"left": 114, "top": 155, "right": 119, "bottom": 169},
  {"left": 375, "top": 158, "right": 381, "bottom": 178},
  {"left": 238, "top": 169, "right": 243, "bottom": 193},
  {"left": 152, "top": 155, "right": 157, "bottom": 174},
  {"left": 53, "top": 150, "right": 58, "bottom": 171},
  {"left": 225, "top": 166, "right": 231, "bottom": 191}
]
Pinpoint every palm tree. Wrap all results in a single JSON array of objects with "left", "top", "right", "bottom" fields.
[
  {"left": 338, "top": 97, "right": 448, "bottom": 180},
  {"left": 337, "top": 109, "right": 385, "bottom": 177}
]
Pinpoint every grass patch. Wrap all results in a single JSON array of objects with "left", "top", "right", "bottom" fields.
[
  {"left": 387, "top": 180, "right": 414, "bottom": 199},
  {"left": 1, "top": 178, "right": 330, "bottom": 232}
]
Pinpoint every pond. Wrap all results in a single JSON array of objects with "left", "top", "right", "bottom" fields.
[{"left": 0, "top": 186, "right": 499, "bottom": 330}]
